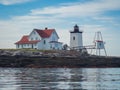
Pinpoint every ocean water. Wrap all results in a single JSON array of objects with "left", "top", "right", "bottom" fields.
[{"left": 0, "top": 68, "right": 120, "bottom": 90}]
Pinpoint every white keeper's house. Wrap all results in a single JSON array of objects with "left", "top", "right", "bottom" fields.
[{"left": 15, "top": 28, "right": 63, "bottom": 50}]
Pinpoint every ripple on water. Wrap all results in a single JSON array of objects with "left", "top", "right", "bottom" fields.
[{"left": 0, "top": 68, "right": 120, "bottom": 90}]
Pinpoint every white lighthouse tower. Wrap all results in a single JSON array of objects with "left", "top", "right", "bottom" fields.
[{"left": 70, "top": 24, "right": 83, "bottom": 50}]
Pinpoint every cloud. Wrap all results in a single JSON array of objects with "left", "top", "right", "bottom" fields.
[
  {"left": 93, "top": 16, "right": 113, "bottom": 21},
  {"left": 1, "top": 0, "right": 120, "bottom": 26},
  {"left": 82, "top": 24, "right": 108, "bottom": 32},
  {"left": 93, "top": 16, "right": 115, "bottom": 23},
  {"left": 0, "top": 0, "right": 33, "bottom": 5},
  {"left": 31, "top": 0, "right": 120, "bottom": 17}
]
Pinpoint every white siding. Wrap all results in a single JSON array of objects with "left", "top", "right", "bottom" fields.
[
  {"left": 29, "top": 30, "right": 41, "bottom": 41},
  {"left": 48, "top": 31, "right": 62, "bottom": 50},
  {"left": 50, "top": 43, "right": 62, "bottom": 50},
  {"left": 70, "top": 33, "right": 83, "bottom": 49},
  {"left": 16, "top": 43, "right": 38, "bottom": 49},
  {"left": 38, "top": 38, "right": 50, "bottom": 50},
  {"left": 58, "top": 43, "right": 62, "bottom": 50},
  {"left": 50, "top": 31, "right": 59, "bottom": 41},
  {"left": 96, "top": 41, "right": 105, "bottom": 49},
  {"left": 37, "top": 31, "right": 61, "bottom": 50}
]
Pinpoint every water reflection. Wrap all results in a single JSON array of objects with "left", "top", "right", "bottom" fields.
[{"left": 0, "top": 68, "right": 120, "bottom": 90}]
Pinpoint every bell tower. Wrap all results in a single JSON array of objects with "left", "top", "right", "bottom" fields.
[{"left": 70, "top": 24, "right": 83, "bottom": 49}]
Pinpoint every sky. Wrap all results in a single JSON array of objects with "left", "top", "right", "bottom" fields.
[{"left": 0, "top": 0, "right": 120, "bottom": 56}]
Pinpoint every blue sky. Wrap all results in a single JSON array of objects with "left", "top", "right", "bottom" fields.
[{"left": 0, "top": 0, "right": 120, "bottom": 56}]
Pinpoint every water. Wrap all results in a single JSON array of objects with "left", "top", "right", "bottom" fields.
[{"left": 0, "top": 68, "right": 120, "bottom": 90}]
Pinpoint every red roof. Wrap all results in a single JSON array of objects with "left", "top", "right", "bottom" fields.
[
  {"left": 15, "top": 35, "right": 40, "bottom": 44},
  {"left": 15, "top": 28, "right": 55, "bottom": 44},
  {"left": 35, "top": 29, "right": 54, "bottom": 38}
]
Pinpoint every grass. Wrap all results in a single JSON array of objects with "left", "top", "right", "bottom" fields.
[{"left": 0, "top": 48, "right": 62, "bottom": 53}]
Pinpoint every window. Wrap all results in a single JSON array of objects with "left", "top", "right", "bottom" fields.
[
  {"left": 50, "top": 45, "right": 52, "bottom": 48},
  {"left": 31, "top": 44, "right": 33, "bottom": 49},
  {"left": 21, "top": 45, "right": 23, "bottom": 48},
  {"left": 17, "top": 44, "right": 19, "bottom": 48},
  {"left": 33, "top": 31, "right": 35, "bottom": 34},
  {"left": 36, "top": 37, "right": 38, "bottom": 40},
  {"left": 73, "top": 36, "right": 75, "bottom": 40},
  {"left": 31, "top": 38, "right": 33, "bottom": 41},
  {"left": 44, "top": 40, "right": 46, "bottom": 44},
  {"left": 55, "top": 43, "right": 58, "bottom": 47}
]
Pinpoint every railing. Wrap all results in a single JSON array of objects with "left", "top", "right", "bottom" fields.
[{"left": 71, "top": 45, "right": 95, "bottom": 50}]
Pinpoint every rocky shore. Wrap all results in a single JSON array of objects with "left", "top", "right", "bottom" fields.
[{"left": 0, "top": 49, "right": 120, "bottom": 68}]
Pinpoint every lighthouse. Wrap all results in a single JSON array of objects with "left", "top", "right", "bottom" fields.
[
  {"left": 70, "top": 24, "right": 83, "bottom": 49},
  {"left": 93, "top": 31, "right": 107, "bottom": 56}
]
